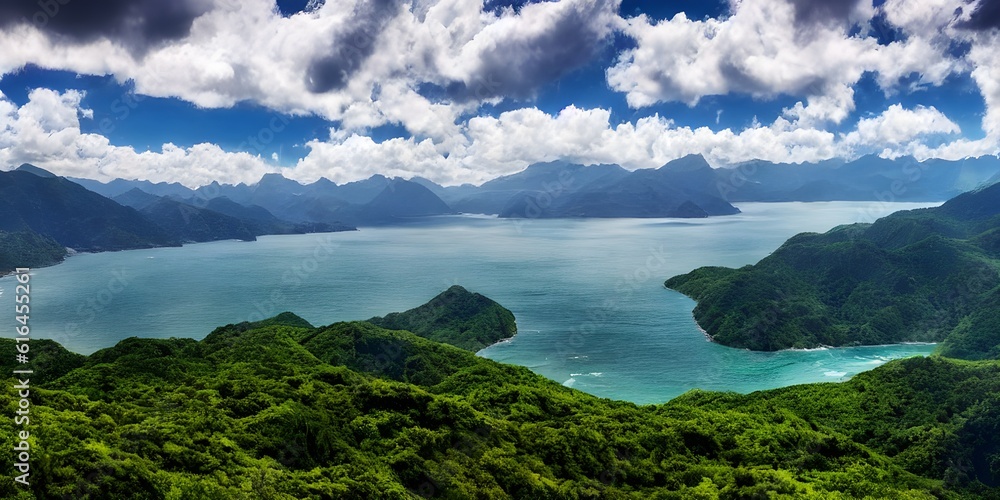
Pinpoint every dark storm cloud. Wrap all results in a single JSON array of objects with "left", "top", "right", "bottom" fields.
[
  {"left": 444, "top": 1, "right": 616, "bottom": 102},
  {"left": 789, "top": 0, "right": 865, "bottom": 25},
  {"left": 0, "top": 0, "right": 211, "bottom": 51},
  {"left": 305, "top": 0, "right": 403, "bottom": 93},
  {"left": 958, "top": 0, "right": 1000, "bottom": 30}
]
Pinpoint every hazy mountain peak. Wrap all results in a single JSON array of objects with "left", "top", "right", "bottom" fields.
[
  {"left": 255, "top": 172, "right": 305, "bottom": 189},
  {"left": 15, "top": 163, "right": 58, "bottom": 178},
  {"left": 659, "top": 154, "right": 711, "bottom": 172},
  {"left": 308, "top": 177, "right": 338, "bottom": 188},
  {"left": 112, "top": 188, "right": 161, "bottom": 211}
]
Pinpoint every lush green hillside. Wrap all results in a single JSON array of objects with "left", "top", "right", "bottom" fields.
[
  {"left": 675, "top": 356, "right": 1000, "bottom": 490},
  {"left": 666, "top": 183, "right": 1000, "bottom": 355},
  {"left": 367, "top": 285, "right": 517, "bottom": 351},
  {"left": 1, "top": 292, "right": 999, "bottom": 498},
  {"left": 0, "top": 167, "right": 177, "bottom": 251},
  {"left": 0, "top": 230, "right": 67, "bottom": 275}
]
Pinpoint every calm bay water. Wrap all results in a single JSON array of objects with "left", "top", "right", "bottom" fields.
[{"left": 0, "top": 202, "right": 939, "bottom": 404}]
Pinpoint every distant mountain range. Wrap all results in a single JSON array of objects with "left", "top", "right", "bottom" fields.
[
  {"left": 73, "top": 173, "right": 459, "bottom": 226},
  {"left": 6, "top": 153, "right": 1000, "bottom": 266},
  {"left": 69, "top": 154, "right": 1000, "bottom": 225},
  {"left": 0, "top": 165, "right": 355, "bottom": 263}
]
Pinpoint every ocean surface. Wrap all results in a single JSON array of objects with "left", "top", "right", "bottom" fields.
[{"left": 0, "top": 202, "right": 940, "bottom": 404}]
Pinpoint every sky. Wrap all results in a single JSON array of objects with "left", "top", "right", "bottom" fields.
[{"left": 0, "top": 0, "right": 999, "bottom": 187}]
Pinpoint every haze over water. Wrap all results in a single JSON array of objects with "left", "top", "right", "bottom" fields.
[{"left": 1, "top": 202, "right": 938, "bottom": 404}]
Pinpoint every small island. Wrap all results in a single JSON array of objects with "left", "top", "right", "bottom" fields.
[{"left": 367, "top": 285, "right": 517, "bottom": 351}]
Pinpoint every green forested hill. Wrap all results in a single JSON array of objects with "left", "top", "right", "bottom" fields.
[
  {"left": 665, "top": 183, "right": 1000, "bottom": 355},
  {"left": 2, "top": 298, "right": 999, "bottom": 498},
  {"left": 0, "top": 230, "right": 67, "bottom": 275},
  {"left": 367, "top": 285, "right": 518, "bottom": 351}
]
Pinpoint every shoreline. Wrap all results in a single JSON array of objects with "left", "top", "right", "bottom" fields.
[
  {"left": 476, "top": 327, "right": 520, "bottom": 353},
  {"left": 1, "top": 227, "right": 361, "bottom": 279},
  {"left": 687, "top": 311, "right": 938, "bottom": 353}
]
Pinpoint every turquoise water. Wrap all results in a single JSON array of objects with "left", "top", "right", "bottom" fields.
[{"left": 0, "top": 202, "right": 939, "bottom": 404}]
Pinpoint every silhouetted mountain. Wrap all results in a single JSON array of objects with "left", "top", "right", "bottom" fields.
[
  {"left": 0, "top": 168, "right": 176, "bottom": 251},
  {"left": 722, "top": 155, "right": 1000, "bottom": 202},
  {"left": 306, "top": 178, "right": 455, "bottom": 225},
  {"left": 16, "top": 163, "right": 57, "bottom": 178},
  {"left": 69, "top": 177, "right": 196, "bottom": 199},
  {"left": 450, "top": 161, "right": 629, "bottom": 214},
  {"left": 499, "top": 156, "right": 741, "bottom": 218},
  {"left": 204, "top": 196, "right": 282, "bottom": 223},
  {"left": 112, "top": 187, "right": 161, "bottom": 210},
  {"left": 409, "top": 176, "right": 479, "bottom": 202},
  {"left": 356, "top": 179, "right": 453, "bottom": 222},
  {"left": 658, "top": 153, "right": 713, "bottom": 173},
  {"left": 256, "top": 172, "right": 304, "bottom": 197},
  {"left": 113, "top": 193, "right": 256, "bottom": 243},
  {"left": 198, "top": 174, "right": 356, "bottom": 226},
  {"left": 336, "top": 174, "right": 393, "bottom": 204},
  {"left": 56, "top": 154, "right": 1000, "bottom": 226},
  {"left": 216, "top": 174, "right": 449, "bottom": 226},
  {"left": 202, "top": 196, "right": 355, "bottom": 234}
]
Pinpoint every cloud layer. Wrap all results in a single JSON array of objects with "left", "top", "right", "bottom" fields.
[
  {"left": 0, "top": 0, "right": 997, "bottom": 186},
  {"left": 0, "top": 88, "right": 964, "bottom": 187}
]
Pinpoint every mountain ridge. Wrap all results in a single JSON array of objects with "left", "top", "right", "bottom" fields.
[
  {"left": 665, "top": 181, "right": 1000, "bottom": 355},
  {"left": 52, "top": 154, "right": 1000, "bottom": 222}
]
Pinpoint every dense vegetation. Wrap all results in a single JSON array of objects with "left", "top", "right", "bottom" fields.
[
  {"left": 2, "top": 292, "right": 999, "bottom": 498},
  {"left": 368, "top": 286, "right": 518, "bottom": 351},
  {"left": 8, "top": 168, "right": 1000, "bottom": 497},
  {"left": 666, "top": 183, "right": 1000, "bottom": 355},
  {"left": 0, "top": 230, "right": 67, "bottom": 275}
]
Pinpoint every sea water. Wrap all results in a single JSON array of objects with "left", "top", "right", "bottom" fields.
[{"left": 0, "top": 202, "right": 939, "bottom": 404}]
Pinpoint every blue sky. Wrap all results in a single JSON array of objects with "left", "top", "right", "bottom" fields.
[{"left": 0, "top": 0, "right": 998, "bottom": 187}]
